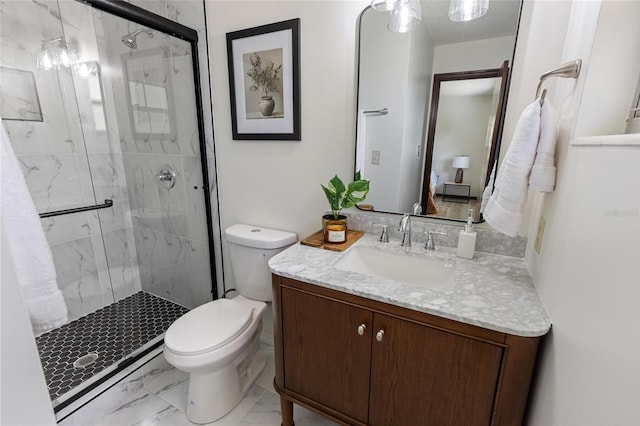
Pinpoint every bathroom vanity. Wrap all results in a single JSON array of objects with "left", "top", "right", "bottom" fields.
[{"left": 269, "top": 234, "right": 551, "bottom": 426}]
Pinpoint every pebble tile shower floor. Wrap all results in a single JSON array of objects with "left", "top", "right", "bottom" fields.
[{"left": 36, "top": 291, "right": 188, "bottom": 403}]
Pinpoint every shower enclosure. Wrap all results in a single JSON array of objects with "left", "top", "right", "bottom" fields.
[{"left": 0, "top": 0, "right": 220, "bottom": 418}]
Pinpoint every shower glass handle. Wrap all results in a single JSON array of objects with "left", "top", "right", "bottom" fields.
[{"left": 155, "top": 165, "right": 176, "bottom": 189}]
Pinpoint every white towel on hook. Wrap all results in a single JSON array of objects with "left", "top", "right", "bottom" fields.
[
  {"left": 529, "top": 101, "right": 557, "bottom": 192},
  {"left": 0, "top": 122, "right": 68, "bottom": 333},
  {"left": 483, "top": 100, "right": 542, "bottom": 237}
]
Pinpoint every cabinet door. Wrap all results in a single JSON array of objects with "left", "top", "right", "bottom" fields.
[
  {"left": 369, "top": 314, "right": 503, "bottom": 426},
  {"left": 281, "top": 287, "right": 372, "bottom": 423}
]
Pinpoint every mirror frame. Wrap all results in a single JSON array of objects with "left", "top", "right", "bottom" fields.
[{"left": 421, "top": 61, "right": 510, "bottom": 219}]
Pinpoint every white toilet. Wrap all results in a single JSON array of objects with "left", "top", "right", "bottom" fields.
[{"left": 163, "top": 224, "right": 296, "bottom": 424}]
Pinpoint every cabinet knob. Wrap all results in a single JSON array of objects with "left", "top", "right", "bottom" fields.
[
  {"left": 376, "top": 330, "right": 385, "bottom": 342},
  {"left": 357, "top": 324, "right": 366, "bottom": 336}
]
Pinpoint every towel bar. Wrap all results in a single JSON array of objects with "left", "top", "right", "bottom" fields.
[
  {"left": 363, "top": 108, "right": 389, "bottom": 115},
  {"left": 535, "top": 59, "right": 582, "bottom": 105},
  {"left": 39, "top": 199, "right": 114, "bottom": 218}
]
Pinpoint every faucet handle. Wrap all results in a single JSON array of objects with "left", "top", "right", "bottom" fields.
[
  {"left": 425, "top": 230, "right": 447, "bottom": 251},
  {"left": 373, "top": 223, "right": 389, "bottom": 243}
]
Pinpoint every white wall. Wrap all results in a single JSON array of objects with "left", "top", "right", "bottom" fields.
[
  {"left": 431, "top": 93, "right": 493, "bottom": 197},
  {"left": 358, "top": 8, "right": 413, "bottom": 212},
  {"left": 497, "top": 0, "right": 571, "bottom": 236},
  {"left": 206, "top": 0, "right": 369, "bottom": 291},
  {"left": 432, "top": 35, "right": 516, "bottom": 74},
  {"left": 1, "top": 232, "right": 56, "bottom": 425},
  {"left": 398, "top": 20, "right": 434, "bottom": 212},
  {"left": 524, "top": 1, "right": 640, "bottom": 425}
]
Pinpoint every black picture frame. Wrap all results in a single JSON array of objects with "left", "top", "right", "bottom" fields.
[{"left": 226, "top": 18, "right": 300, "bottom": 140}]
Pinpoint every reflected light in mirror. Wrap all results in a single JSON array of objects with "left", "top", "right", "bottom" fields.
[
  {"left": 388, "top": 0, "right": 422, "bottom": 33},
  {"left": 448, "top": 0, "right": 489, "bottom": 22},
  {"left": 371, "top": 0, "right": 410, "bottom": 12},
  {"left": 452, "top": 155, "right": 470, "bottom": 183}
]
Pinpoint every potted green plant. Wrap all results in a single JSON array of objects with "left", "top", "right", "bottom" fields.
[
  {"left": 321, "top": 171, "right": 370, "bottom": 243},
  {"left": 246, "top": 52, "right": 282, "bottom": 116}
]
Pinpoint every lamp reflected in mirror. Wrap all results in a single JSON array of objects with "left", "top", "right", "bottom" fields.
[{"left": 452, "top": 155, "right": 470, "bottom": 183}]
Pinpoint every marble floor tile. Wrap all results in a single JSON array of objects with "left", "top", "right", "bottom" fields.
[
  {"left": 204, "top": 385, "right": 265, "bottom": 426},
  {"left": 95, "top": 344, "right": 336, "bottom": 425},
  {"left": 254, "top": 344, "right": 276, "bottom": 395},
  {"left": 145, "top": 364, "right": 190, "bottom": 412},
  {"left": 238, "top": 391, "right": 337, "bottom": 426},
  {"left": 95, "top": 389, "right": 179, "bottom": 426}
]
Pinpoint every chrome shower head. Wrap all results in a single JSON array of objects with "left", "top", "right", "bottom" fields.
[{"left": 121, "top": 29, "right": 154, "bottom": 49}]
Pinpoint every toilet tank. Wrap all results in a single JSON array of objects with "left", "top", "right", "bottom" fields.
[{"left": 225, "top": 224, "right": 297, "bottom": 302}]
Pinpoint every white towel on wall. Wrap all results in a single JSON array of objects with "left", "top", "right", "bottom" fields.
[
  {"left": 529, "top": 101, "right": 558, "bottom": 192},
  {"left": 0, "top": 122, "right": 68, "bottom": 333},
  {"left": 483, "top": 100, "right": 542, "bottom": 237}
]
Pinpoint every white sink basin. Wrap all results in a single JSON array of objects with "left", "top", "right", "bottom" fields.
[{"left": 335, "top": 246, "right": 456, "bottom": 290}]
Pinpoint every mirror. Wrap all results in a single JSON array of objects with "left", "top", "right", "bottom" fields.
[
  {"left": 422, "top": 64, "right": 508, "bottom": 220},
  {"left": 355, "top": 0, "right": 522, "bottom": 222}
]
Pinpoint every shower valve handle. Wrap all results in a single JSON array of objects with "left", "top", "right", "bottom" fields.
[{"left": 155, "top": 166, "right": 176, "bottom": 189}]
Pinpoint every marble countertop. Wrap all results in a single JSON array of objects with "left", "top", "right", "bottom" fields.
[{"left": 269, "top": 234, "right": 551, "bottom": 337}]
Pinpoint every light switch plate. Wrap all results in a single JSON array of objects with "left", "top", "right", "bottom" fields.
[{"left": 371, "top": 150, "right": 381, "bottom": 165}]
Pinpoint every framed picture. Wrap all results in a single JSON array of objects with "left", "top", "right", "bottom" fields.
[
  {"left": 0, "top": 67, "right": 43, "bottom": 122},
  {"left": 226, "top": 19, "right": 300, "bottom": 140}
]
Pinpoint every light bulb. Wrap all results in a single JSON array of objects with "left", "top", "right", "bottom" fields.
[
  {"left": 448, "top": 0, "right": 489, "bottom": 22},
  {"left": 388, "top": 0, "right": 422, "bottom": 33},
  {"left": 371, "top": 0, "right": 410, "bottom": 12}
]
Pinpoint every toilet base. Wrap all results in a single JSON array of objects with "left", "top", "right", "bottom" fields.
[{"left": 185, "top": 327, "right": 266, "bottom": 424}]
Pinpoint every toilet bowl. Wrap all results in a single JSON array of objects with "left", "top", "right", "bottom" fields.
[
  {"left": 163, "top": 224, "right": 296, "bottom": 424},
  {"left": 164, "top": 296, "right": 267, "bottom": 424}
]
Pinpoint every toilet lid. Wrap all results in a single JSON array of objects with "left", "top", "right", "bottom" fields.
[{"left": 164, "top": 299, "right": 253, "bottom": 356}]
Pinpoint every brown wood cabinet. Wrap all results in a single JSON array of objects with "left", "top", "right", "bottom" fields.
[{"left": 272, "top": 275, "right": 543, "bottom": 426}]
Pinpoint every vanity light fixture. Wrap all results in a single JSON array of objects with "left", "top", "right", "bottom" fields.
[
  {"left": 387, "top": 0, "right": 422, "bottom": 33},
  {"left": 452, "top": 155, "right": 470, "bottom": 183},
  {"left": 36, "top": 37, "right": 78, "bottom": 71},
  {"left": 448, "top": 0, "right": 489, "bottom": 22},
  {"left": 371, "top": 0, "right": 410, "bottom": 12}
]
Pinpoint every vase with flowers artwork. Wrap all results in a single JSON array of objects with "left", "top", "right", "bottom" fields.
[{"left": 244, "top": 49, "right": 283, "bottom": 118}]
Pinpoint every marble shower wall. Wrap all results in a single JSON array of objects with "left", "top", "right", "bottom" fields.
[
  {"left": 95, "top": 1, "right": 218, "bottom": 308},
  {"left": 1, "top": 0, "right": 219, "bottom": 318},
  {"left": 0, "top": 0, "right": 141, "bottom": 322}
]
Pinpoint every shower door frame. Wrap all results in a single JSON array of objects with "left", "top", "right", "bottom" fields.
[{"left": 78, "top": 0, "right": 219, "bottom": 299}]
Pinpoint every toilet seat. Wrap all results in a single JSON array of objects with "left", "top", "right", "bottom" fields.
[{"left": 164, "top": 299, "right": 253, "bottom": 356}]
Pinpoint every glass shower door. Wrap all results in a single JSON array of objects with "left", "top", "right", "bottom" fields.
[{"left": 91, "top": 7, "right": 213, "bottom": 309}]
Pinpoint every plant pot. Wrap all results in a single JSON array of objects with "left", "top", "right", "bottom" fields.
[
  {"left": 259, "top": 96, "right": 275, "bottom": 116},
  {"left": 322, "top": 214, "right": 347, "bottom": 244}
]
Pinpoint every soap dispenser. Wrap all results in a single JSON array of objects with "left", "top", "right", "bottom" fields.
[{"left": 456, "top": 209, "right": 477, "bottom": 259}]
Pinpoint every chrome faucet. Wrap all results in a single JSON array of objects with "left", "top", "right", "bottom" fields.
[
  {"left": 398, "top": 214, "right": 412, "bottom": 247},
  {"left": 425, "top": 230, "right": 447, "bottom": 251},
  {"left": 374, "top": 224, "right": 389, "bottom": 243}
]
